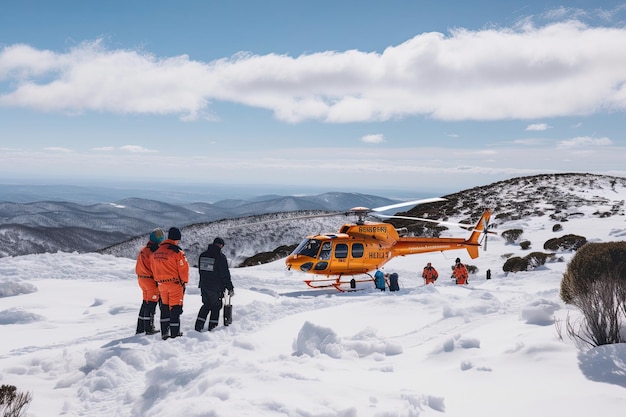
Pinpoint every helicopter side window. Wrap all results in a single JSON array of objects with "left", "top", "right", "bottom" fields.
[
  {"left": 319, "top": 242, "right": 331, "bottom": 260},
  {"left": 351, "top": 243, "right": 364, "bottom": 258},
  {"left": 334, "top": 243, "right": 348, "bottom": 259},
  {"left": 298, "top": 239, "right": 321, "bottom": 258}
]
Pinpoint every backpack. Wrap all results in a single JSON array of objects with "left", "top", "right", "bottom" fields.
[
  {"left": 388, "top": 273, "right": 399, "bottom": 291},
  {"left": 374, "top": 270, "right": 386, "bottom": 290}
]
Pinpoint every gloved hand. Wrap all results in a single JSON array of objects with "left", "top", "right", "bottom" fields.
[{"left": 228, "top": 289, "right": 235, "bottom": 297}]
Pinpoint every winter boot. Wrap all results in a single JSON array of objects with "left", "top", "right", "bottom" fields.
[
  {"left": 136, "top": 302, "right": 147, "bottom": 334},
  {"left": 136, "top": 318, "right": 145, "bottom": 334},
  {"left": 208, "top": 306, "right": 220, "bottom": 331},
  {"left": 145, "top": 301, "right": 159, "bottom": 335},
  {"left": 160, "top": 303, "right": 170, "bottom": 340},
  {"left": 195, "top": 317, "right": 206, "bottom": 332},
  {"left": 169, "top": 305, "right": 183, "bottom": 338},
  {"left": 195, "top": 304, "right": 210, "bottom": 332}
]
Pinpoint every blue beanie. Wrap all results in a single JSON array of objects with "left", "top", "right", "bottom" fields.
[{"left": 149, "top": 228, "right": 165, "bottom": 244}]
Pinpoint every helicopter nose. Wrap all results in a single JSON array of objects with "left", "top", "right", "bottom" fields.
[{"left": 285, "top": 254, "right": 295, "bottom": 270}]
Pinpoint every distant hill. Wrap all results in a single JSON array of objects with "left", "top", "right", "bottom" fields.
[
  {"left": 0, "top": 192, "right": 396, "bottom": 257},
  {"left": 392, "top": 172, "right": 626, "bottom": 232}
]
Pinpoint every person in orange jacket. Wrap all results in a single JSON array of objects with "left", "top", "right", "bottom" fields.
[
  {"left": 452, "top": 258, "right": 469, "bottom": 285},
  {"left": 135, "top": 228, "right": 165, "bottom": 334},
  {"left": 422, "top": 262, "right": 439, "bottom": 285},
  {"left": 152, "top": 227, "right": 189, "bottom": 340}
]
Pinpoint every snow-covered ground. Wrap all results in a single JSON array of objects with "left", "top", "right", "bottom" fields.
[{"left": 1, "top": 208, "right": 626, "bottom": 416}]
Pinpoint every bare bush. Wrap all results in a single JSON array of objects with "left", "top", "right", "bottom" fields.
[
  {"left": 560, "top": 242, "right": 626, "bottom": 347},
  {"left": 503, "top": 256, "right": 528, "bottom": 272},
  {"left": 501, "top": 229, "right": 523, "bottom": 244},
  {"left": 0, "top": 385, "right": 32, "bottom": 417},
  {"left": 502, "top": 251, "right": 556, "bottom": 273},
  {"left": 544, "top": 234, "right": 587, "bottom": 251}
]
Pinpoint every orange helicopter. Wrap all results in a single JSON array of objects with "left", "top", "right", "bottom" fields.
[{"left": 280, "top": 198, "right": 494, "bottom": 291}]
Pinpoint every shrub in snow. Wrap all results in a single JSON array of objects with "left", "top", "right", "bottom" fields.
[
  {"left": 552, "top": 224, "right": 563, "bottom": 232},
  {"left": 501, "top": 229, "right": 523, "bottom": 244},
  {"left": 502, "top": 252, "right": 557, "bottom": 273},
  {"left": 560, "top": 241, "right": 626, "bottom": 347},
  {"left": 502, "top": 256, "right": 528, "bottom": 272},
  {"left": 0, "top": 384, "right": 32, "bottom": 417},
  {"left": 520, "top": 240, "right": 531, "bottom": 250},
  {"left": 525, "top": 252, "right": 556, "bottom": 268},
  {"left": 543, "top": 234, "right": 587, "bottom": 252},
  {"left": 238, "top": 244, "right": 297, "bottom": 267}
]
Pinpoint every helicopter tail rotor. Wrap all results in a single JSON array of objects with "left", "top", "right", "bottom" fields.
[
  {"left": 466, "top": 209, "right": 496, "bottom": 256},
  {"left": 478, "top": 217, "right": 496, "bottom": 251}
]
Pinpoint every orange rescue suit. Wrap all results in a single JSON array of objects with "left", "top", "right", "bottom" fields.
[
  {"left": 452, "top": 263, "right": 469, "bottom": 285},
  {"left": 152, "top": 239, "right": 189, "bottom": 307},
  {"left": 422, "top": 265, "right": 439, "bottom": 285},
  {"left": 136, "top": 243, "right": 160, "bottom": 303}
]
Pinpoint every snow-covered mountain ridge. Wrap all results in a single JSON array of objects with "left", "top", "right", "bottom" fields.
[
  {"left": 0, "top": 192, "right": 396, "bottom": 257},
  {"left": 392, "top": 173, "right": 626, "bottom": 234}
]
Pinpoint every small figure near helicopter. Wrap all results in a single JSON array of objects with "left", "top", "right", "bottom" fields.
[{"left": 422, "top": 262, "right": 439, "bottom": 285}]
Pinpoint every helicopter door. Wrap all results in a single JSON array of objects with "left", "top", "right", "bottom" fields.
[
  {"left": 332, "top": 242, "right": 366, "bottom": 272},
  {"left": 348, "top": 242, "right": 365, "bottom": 272},
  {"left": 313, "top": 241, "right": 332, "bottom": 271}
]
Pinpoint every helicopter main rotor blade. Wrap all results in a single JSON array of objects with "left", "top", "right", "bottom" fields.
[
  {"left": 228, "top": 211, "right": 343, "bottom": 229},
  {"left": 228, "top": 197, "right": 447, "bottom": 230},
  {"left": 371, "top": 197, "right": 447, "bottom": 213}
]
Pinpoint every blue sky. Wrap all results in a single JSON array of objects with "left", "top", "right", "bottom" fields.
[{"left": 1, "top": 0, "right": 625, "bottom": 197}]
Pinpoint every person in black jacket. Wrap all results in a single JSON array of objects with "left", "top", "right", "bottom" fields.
[{"left": 194, "top": 237, "right": 235, "bottom": 332}]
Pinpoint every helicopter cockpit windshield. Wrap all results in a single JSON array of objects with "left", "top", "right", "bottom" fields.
[{"left": 292, "top": 238, "right": 321, "bottom": 258}]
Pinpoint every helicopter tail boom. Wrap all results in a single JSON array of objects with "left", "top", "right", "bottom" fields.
[{"left": 392, "top": 209, "right": 492, "bottom": 259}]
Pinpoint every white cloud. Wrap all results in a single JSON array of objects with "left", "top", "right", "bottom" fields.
[
  {"left": 91, "top": 145, "right": 157, "bottom": 153},
  {"left": 119, "top": 145, "right": 157, "bottom": 153},
  {"left": 43, "top": 147, "right": 73, "bottom": 152},
  {"left": 557, "top": 136, "right": 612, "bottom": 148},
  {"left": 513, "top": 138, "right": 548, "bottom": 146},
  {"left": 361, "top": 134, "right": 385, "bottom": 144},
  {"left": 525, "top": 123, "right": 551, "bottom": 131},
  {"left": 1, "top": 20, "right": 626, "bottom": 123}
]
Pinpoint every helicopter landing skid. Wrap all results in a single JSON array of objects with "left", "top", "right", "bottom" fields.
[{"left": 304, "top": 276, "right": 374, "bottom": 292}]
